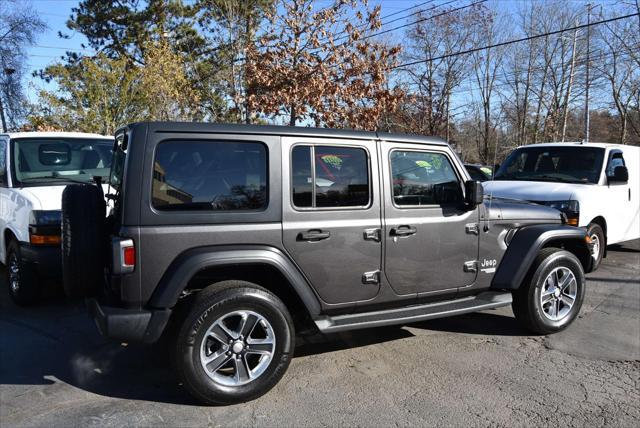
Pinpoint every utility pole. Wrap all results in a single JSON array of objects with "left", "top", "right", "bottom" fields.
[
  {"left": 562, "top": 27, "right": 579, "bottom": 142},
  {"left": 584, "top": 3, "right": 591, "bottom": 142},
  {"left": 0, "top": 95, "right": 6, "bottom": 133}
]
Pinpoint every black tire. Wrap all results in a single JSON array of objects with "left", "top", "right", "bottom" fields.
[
  {"left": 586, "top": 222, "right": 605, "bottom": 270},
  {"left": 512, "top": 248, "right": 585, "bottom": 335},
  {"left": 62, "top": 184, "right": 106, "bottom": 298},
  {"left": 173, "top": 280, "right": 295, "bottom": 405},
  {"left": 6, "top": 240, "right": 39, "bottom": 305}
]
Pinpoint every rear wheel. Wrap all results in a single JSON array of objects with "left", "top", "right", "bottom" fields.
[
  {"left": 173, "top": 281, "right": 294, "bottom": 405},
  {"left": 6, "top": 240, "right": 39, "bottom": 305},
  {"left": 512, "top": 248, "right": 585, "bottom": 335},
  {"left": 586, "top": 222, "right": 605, "bottom": 270},
  {"left": 62, "top": 184, "right": 106, "bottom": 298}
]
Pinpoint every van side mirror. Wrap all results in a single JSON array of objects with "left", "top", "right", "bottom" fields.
[
  {"left": 465, "top": 180, "right": 484, "bottom": 208},
  {"left": 608, "top": 165, "right": 628, "bottom": 183}
]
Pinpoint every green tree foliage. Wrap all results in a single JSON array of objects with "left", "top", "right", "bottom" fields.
[{"left": 30, "top": 41, "right": 200, "bottom": 134}]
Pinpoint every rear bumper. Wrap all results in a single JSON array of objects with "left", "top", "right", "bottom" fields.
[
  {"left": 87, "top": 298, "right": 171, "bottom": 343},
  {"left": 19, "top": 243, "right": 61, "bottom": 278}
]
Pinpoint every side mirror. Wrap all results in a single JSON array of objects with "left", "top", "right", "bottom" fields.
[
  {"left": 465, "top": 180, "right": 484, "bottom": 208},
  {"left": 608, "top": 165, "right": 628, "bottom": 183}
]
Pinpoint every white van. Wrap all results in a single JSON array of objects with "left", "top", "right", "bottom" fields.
[
  {"left": 0, "top": 132, "right": 113, "bottom": 304},
  {"left": 484, "top": 142, "right": 639, "bottom": 269}
]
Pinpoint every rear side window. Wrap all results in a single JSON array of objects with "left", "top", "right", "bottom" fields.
[
  {"left": 291, "top": 145, "right": 370, "bottom": 208},
  {"left": 390, "top": 150, "right": 462, "bottom": 206},
  {"left": 152, "top": 140, "right": 267, "bottom": 211}
]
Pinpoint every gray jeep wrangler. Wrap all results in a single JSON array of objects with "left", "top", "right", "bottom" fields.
[{"left": 62, "top": 122, "right": 593, "bottom": 405}]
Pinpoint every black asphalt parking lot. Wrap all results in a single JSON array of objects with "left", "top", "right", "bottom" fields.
[{"left": 1, "top": 240, "right": 639, "bottom": 427}]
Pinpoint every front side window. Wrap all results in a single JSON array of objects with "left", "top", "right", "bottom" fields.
[
  {"left": 11, "top": 138, "right": 113, "bottom": 186},
  {"left": 0, "top": 139, "right": 6, "bottom": 173},
  {"left": 152, "top": 140, "right": 267, "bottom": 211},
  {"left": 291, "top": 145, "right": 370, "bottom": 208},
  {"left": 391, "top": 150, "right": 462, "bottom": 206},
  {"left": 495, "top": 146, "right": 605, "bottom": 184}
]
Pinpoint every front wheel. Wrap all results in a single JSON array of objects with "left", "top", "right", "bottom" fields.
[
  {"left": 173, "top": 281, "right": 295, "bottom": 405},
  {"left": 512, "top": 248, "right": 585, "bottom": 335},
  {"left": 586, "top": 223, "right": 605, "bottom": 270},
  {"left": 6, "top": 240, "right": 39, "bottom": 305}
]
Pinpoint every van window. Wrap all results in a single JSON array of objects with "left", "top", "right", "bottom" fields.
[
  {"left": 495, "top": 146, "right": 605, "bottom": 184},
  {"left": 11, "top": 138, "right": 113, "bottom": 185},
  {"left": 0, "top": 139, "right": 6, "bottom": 173},
  {"left": 152, "top": 140, "right": 267, "bottom": 211},
  {"left": 291, "top": 145, "right": 370, "bottom": 208},
  {"left": 390, "top": 150, "right": 462, "bottom": 206}
]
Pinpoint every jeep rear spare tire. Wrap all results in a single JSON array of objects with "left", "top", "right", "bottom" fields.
[{"left": 62, "top": 184, "right": 106, "bottom": 297}]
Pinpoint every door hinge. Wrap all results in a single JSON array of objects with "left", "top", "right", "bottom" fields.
[
  {"left": 363, "top": 228, "right": 381, "bottom": 242},
  {"left": 362, "top": 270, "right": 380, "bottom": 285},
  {"left": 463, "top": 261, "right": 478, "bottom": 273},
  {"left": 465, "top": 223, "right": 479, "bottom": 235}
]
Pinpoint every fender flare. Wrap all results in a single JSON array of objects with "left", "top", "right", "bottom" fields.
[
  {"left": 491, "top": 224, "right": 591, "bottom": 290},
  {"left": 147, "top": 245, "right": 321, "bottom": 316}
]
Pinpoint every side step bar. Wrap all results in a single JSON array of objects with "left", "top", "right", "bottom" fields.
[{"left": 314, "top": 291, "right": 512, "bottom": 333}]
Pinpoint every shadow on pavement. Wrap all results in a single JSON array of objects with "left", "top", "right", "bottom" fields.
[{"left": 408, "top": 310, "right": 527, "bottom": 336}]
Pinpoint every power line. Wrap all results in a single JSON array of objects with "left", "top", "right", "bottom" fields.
[
  {"left": 32, "top": 44, "right": 96, "bottom": 53},
  {"left": 380, "top": 0, "right": 437, "bottom": 20},
  {"left": 391, "top": 11, "right": 640, "bottom": 70},
  {"left": 355, "top": 0, "right": 485, "bottom": 43}
]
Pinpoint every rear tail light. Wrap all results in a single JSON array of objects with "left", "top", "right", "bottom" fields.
[
  {"left": 112, "top": 238, "right": 135, "bottom": 274},
  {"left": 123, "top": 245, "right": 135, "bottom": 267}
]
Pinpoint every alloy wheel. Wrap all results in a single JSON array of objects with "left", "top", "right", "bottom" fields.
[
  {"left": 200, "top": 310, "right": 276, "bottom": 386},
  {"left": 539, "top": 266, "right": 577, "bottom": 321},
  {"left": 9, "top": 253, "right": 20, "bottom": 294},
  {"left": 590, "top": 233, "right": 601, "bottom": 262}
]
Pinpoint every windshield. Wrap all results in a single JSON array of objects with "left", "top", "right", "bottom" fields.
[
  {"left": 12, "top": 137, "right": 114, "bottom": 186},
  {"left": 494, "top": 146, "right": 605, "bottom": 184}
]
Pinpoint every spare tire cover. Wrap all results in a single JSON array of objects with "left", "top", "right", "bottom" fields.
[{"left": 62, "top": 184, "right": 106, "bottom": 298}]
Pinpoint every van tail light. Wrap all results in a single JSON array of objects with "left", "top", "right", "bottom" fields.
[{"left": 112, "top": 238, "right": 135, "bottom": 274}]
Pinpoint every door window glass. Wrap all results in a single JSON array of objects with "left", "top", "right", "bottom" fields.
[
  {"left": 153, "top": 140, "right": 267, "bottom": 211},
  {"left": 0, "top": 139, "right": 6, "bottom": 172},
  {"left": 291, "top": 145, "right": 370, "bottom": 208},
  {"left": 390, "top": 150, "right": 462, "bottom": 206}
]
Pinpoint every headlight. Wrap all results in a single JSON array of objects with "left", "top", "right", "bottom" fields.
[
  {"left": 543, "top": 200, "right": 579, "bottom": 225},
  {"left": 29, "top": 210, "right": 62, "bottom": 225}
]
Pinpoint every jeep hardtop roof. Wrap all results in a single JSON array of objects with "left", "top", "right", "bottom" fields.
[
  {"left": 1, "top": 131, "right": 113, "bottom": 140},
  {"left": 516, "top": 141, "right": 635, "bottom": 150},
  {"left": 122, "top": 121, "right": 448, "bottom": 146}
]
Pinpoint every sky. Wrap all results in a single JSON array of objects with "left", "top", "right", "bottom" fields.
[{"left": 19, "top": 0, "right": 603, "bottom": 110}]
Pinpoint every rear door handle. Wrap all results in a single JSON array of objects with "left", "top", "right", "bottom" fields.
[
  {"left": 298, "top": 229, "right": 331, "bottom": 241},
  {"left": 391, "top": 225, "right": 417, "bottom": 237}
]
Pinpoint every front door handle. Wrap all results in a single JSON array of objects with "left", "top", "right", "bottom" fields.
[
  {"left": 298, "top": 229, "right": 331, "bottom": 241},
  {"left": 390, "top": 225, "right": 417, "bottom": 237}
]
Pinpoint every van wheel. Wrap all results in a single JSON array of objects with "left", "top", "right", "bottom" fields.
[
  {"left": 512, "top": 248, "right": 585, "bottom": 335},
  {"left": 6, "top": 240, "right": 39, "bottom": 305},
  {"left": 586, "top": 223, "right": 605, "bottom": 269},
  {"left": 173, "top": 281, "right": 294, "bottom": 405}
]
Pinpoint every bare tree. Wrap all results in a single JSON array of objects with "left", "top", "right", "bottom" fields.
[
  {"left": 0, "top": 0, "right": 46, "bottom": 131},
  {"left": 398, "top": 3, "right": 483, "bottom": 137},
  {"left": 599, "top": 11, "right": 640, "bottom": 142},
  {"left": 469, "top": 8, "right": 506, "bottom": 163}
]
